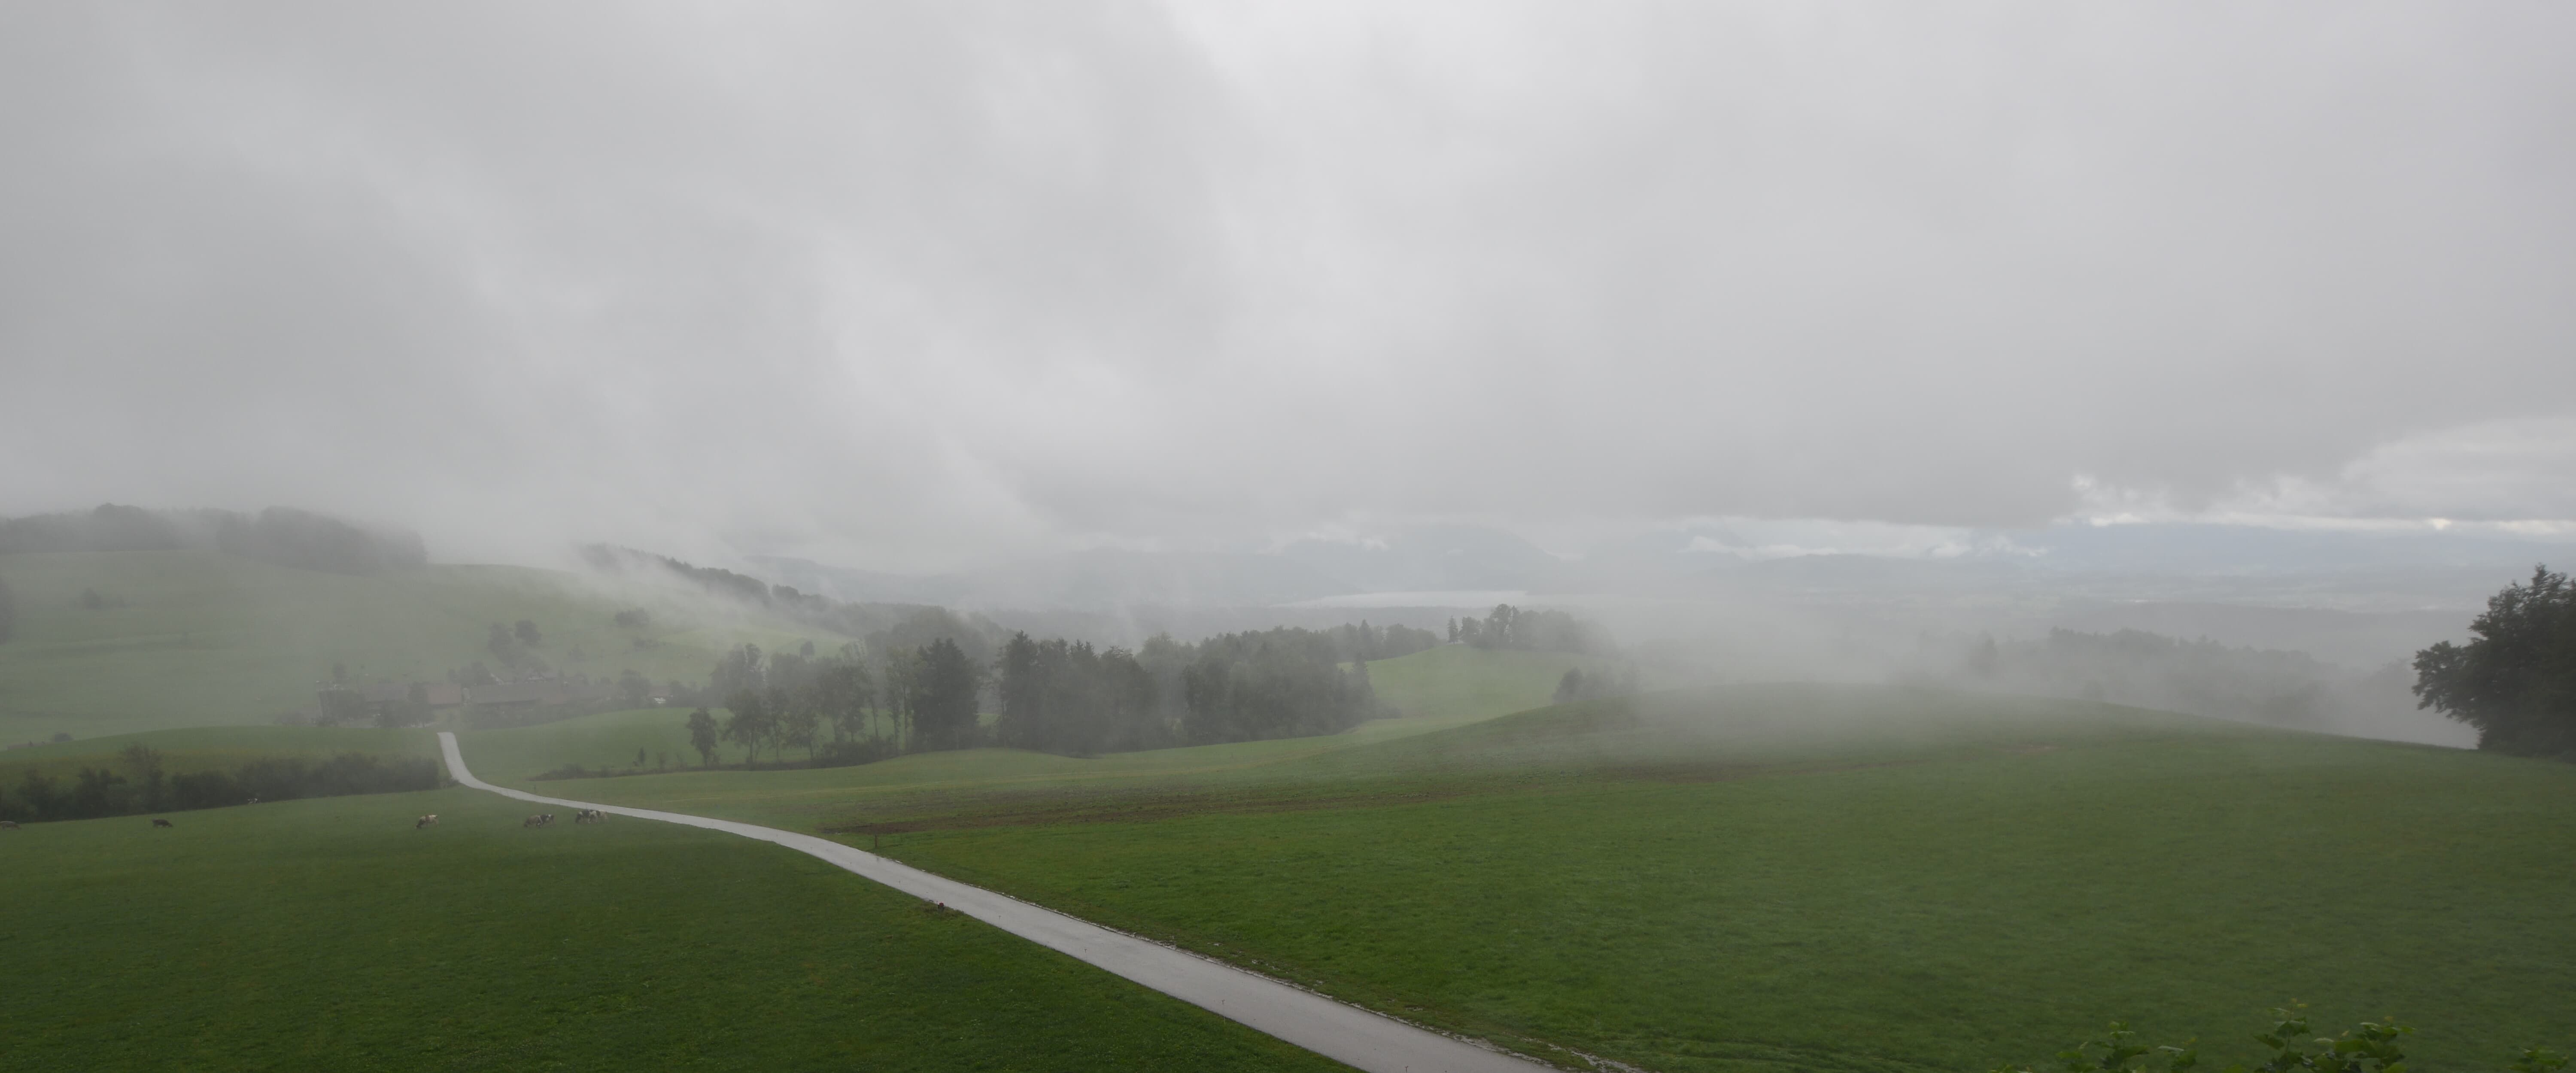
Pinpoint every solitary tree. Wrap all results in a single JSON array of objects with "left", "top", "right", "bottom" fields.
[
  {"left": 2415, "top": 565, "right": 2576, "bottom": 757},
  {"left": 686, "top": 707, "right": 720, "bottom": 768},
  {"left": 513, "top": 619, "right": 542, "bottom": 648}
]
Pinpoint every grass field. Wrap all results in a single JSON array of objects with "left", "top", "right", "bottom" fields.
[
  {"left": 1364, "top": 644, "right": 1590, "bottom": 721},
  {"left": 503, "top": 685, "right": 2576, "bottom": 1072},
  {"left": 0, "top": 784, "right": 1351, "bottom": 1072},
  {"left": 0, "top": 550, "right": 820, "bottom": 742}
]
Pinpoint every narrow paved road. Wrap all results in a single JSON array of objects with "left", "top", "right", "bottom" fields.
[{"left": 436, "top": 734, "right": 1546, "bottom": 1073}]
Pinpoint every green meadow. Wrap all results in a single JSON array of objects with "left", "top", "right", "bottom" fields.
[
  {"left": 0, "top": 550, "right": 817, "bottom": 741},
  {"left": 0, "top": 785, "right": 1347, "bottom": 1073},
  {"left": 497, "top": 685, "right": 2576, "bottom": 1072},
  {"left": 1363, "top": 643, "right": 1589, "bottom": 721}
]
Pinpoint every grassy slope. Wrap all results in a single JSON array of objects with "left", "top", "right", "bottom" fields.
[
  {"left": 535, "top": 685, "right": 2576, "bottom": 1071},
  {"left": 453, "top": 646, "right": 1574, "bottom": 820},
  {"left": 0, "top": 550, "right": 817, "bottom": 741},
  {"left": 0, "top": 786, "right": 1349, "bottom": 1073},
  {"left": 0, "top": 725, "right": 443, "bottom": 785},
  {"left": 1366, "top": 643, "right": 1588, "bottom": 722}
]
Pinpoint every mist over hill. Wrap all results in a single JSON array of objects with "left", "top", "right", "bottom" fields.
[{"left": 0, "top": 504, "right": 425, "bottom": 575}]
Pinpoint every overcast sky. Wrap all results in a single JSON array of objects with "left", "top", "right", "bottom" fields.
[{"left": 4, "top": 2, "right": 2573, "bottom": 569}]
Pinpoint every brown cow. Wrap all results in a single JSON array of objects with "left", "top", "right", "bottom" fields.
[{"left": 151, "top": 818, "right": 173, "bottom": 828}]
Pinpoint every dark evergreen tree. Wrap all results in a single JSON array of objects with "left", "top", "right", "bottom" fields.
[{"left": 908, "top": 637, "right": 983, "bottom": 751}]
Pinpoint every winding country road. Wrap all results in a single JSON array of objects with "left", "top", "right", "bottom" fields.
[{"left": 436, "top": 733, "right": 1543, "bottom": 1073}]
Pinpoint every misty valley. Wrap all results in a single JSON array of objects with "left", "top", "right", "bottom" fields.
[
  {"left": 8, "top": 7, "right": 2576, "bottom": 1070},
  {"left": 1, "top": 503, "right": 2570, "bottom": 1072}
]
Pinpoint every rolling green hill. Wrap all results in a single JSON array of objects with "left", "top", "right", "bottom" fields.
[
  {"left": 0, "top": 787, "right": 1346, "bottom": 1072},
  {"left": 515, "top": 684, "right": 2576, "bottom": 1071},
  {"left": 0, "top": 550, "right": 820, "bottom": 741}
]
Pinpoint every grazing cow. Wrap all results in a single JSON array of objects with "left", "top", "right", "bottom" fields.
[
  {"left": 152, "top": 818, "right": 173, "bottom": 828},
  {"left": 524, "top": 814, "right": 547, "bottom": 828},
  {"left": 416, "top": 814, "right": 439, "bottom": 829},
  {"left": 574, "top": 809, "right": 605, "bottom": 824},
  {"left": 245, "top": 797, "right": 260, "bottom": 805},
  {"left": 1, "top": 820, "right": 19, "bottom": 830}
]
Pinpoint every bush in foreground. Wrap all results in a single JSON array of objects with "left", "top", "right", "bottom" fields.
[{"left": 1999, "top": 1007, "right": 2568, "bottom": 1073}]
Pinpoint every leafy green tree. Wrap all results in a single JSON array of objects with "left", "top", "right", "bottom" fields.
[
  {"left": 69, "top": 766, "right": 128, "bottom": 818},
  {"left": 685, "top": 707, "right": 720, "bottom": 767},
  {"left": 616, "top": 668, "right": 652, "bottom": 708},
  {"left": 315, "top": 686, "right": 369, "bottom": 727},
  {"left": 709, "top": 644, "right": 764, "bottom": 702},
  {"left": 723, "top": 690, "right": 774, "bottom": 767},
  {"left": 513, "top": 619, "right": 542, "bottom": 648},
  {"left": 811, "top": 663, "right": 877, "bottom": 743},
  {"left": 1178, "top": 627, "right": 1378, "bottom": 744},
  {"left": 779, "top": 700, "right": 820, "bottom": 761},
  {"left": 15, "top": 769, "right": 61, "bottom": 820},
  {"left": 486, "top": 623, "right": 521, "bottom": 668},
  {"left": 121, "top": 743, "right": 167, "bottom": 812},
  {"left": 2414, "top": 565, "right": 2576, "bottom": 756}
]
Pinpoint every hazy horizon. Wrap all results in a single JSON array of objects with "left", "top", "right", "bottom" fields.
[{"left": 6, "top": 3, "right": 2575, "bottom": 573}]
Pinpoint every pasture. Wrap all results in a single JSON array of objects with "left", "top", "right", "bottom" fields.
[
  {"left": 528, "top": 685, "right": 2576, "bottom": 1072},
  {"left": 1363, "top": 643, "right": 1591, "bottom": 722},
  {"left": 0, "top": 549, "right": 818, "bottom": 741},
  {"left": 0, "top": 784, "right": 1349, "bottom": 1072}
]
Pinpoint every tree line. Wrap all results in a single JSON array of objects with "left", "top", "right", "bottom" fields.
[
  {"left": 674, "top": 624, "right": 1391, "bottom": 768},
  {"left": 0, "top": 744, "right": 444, "bottom": 823}
]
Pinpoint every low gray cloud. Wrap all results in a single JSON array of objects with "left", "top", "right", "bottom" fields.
[{"left": 3, "top": 2, "right": 2572, "bottom": 568}]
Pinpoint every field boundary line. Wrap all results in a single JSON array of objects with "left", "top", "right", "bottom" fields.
[{"left": 437, "top": 733, "right": 1548, "bottom": 1073}]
